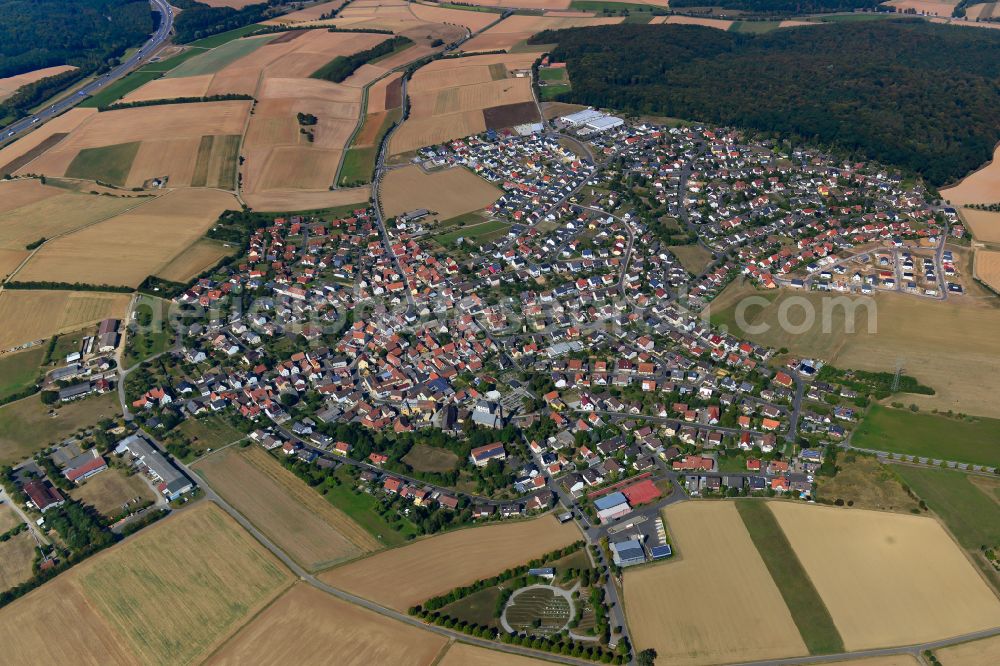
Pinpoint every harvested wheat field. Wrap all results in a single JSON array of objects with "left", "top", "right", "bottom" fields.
[
  {"left": 0, "top": 65, "right": 76, "bottom": 102},
  {"left": 121, "top": 74, "right": 213, "bottom": 103},
  {"left": 967, "top": 1, "right": 1000, "bottom": 19},
  {"left": 16, "top": 188, "right": 236, "bottom": 287},
  {"left": 709, "top": 281, "right": 1000, "bottom": 418},
  {"left": 243, "top": 185, "right": 371, "bottom": 212},
  {"left": 437, "top": 642, "right": 554, "bottom": 666},
  {"left": 883, "top": 0, "right": 958, "bottom": 15},
  {"left": 975, "top": 249, "right": 1000, "bottom": 293},
  {"left": 0, "top": 178, "right": 60, "bottom": 214},
  {"left": 410, "top": 2, "right": 498, "bottom": 32},
  {"left": 0, "top": 503, "right": 291, "bottom": 665},
  {"left": 156, "top": 237, "right": 236, "bottom": 282},
  {"left": 322, "top": 515, "right": 580, "bottom": 610},
  {"left": 391, "top": 54, "right": 538, "bottom": 153},
  {"left": 461, "top": 14, "right": 623, "bottom": 52},
  {"left": 208, "top": 583, "right": 447, "bottom": 665},
  {"left": 0, "top": 576, "right": 138, "bottom": 665},
  {"left": 456, "top": 0, "right": 571, "bottom": 9},
  {"left": 368, "top": 72, "right": 403, "bottom": 112},
  {"left": 382, "top": 165, "right": 500, "bottom": 221},
  {"left": 0, "top": 186, "right": 147, "bottom": 252},
  {"left": 624, "top": 501, "right": 807, "bottom": 666},
  {"left": 0, "top": 290, "right": 130, "bottom": 349},
  {"left": 195, "top": 446, "right": 380, "bottom": 570},
  {"left": 650, "top": 15, "right": 735, "bottom": 30},
  {"left": 0, "top": 108, "right": 95, "bottom": 174},
  {"left": 944, "top": 145, "right": 1000, "bottom": 206},
  {"left": 77, "top": 502, "right": 292, "bottom": 666},
  {"left": 769, "top": 502, "right": 1000, "bottom": 651},
  {"left": 791, "top": 658, "right": 919, "bottom": 666},
  {"left": 17, "top": 101, "right": 250, "bottom": 187},
  {"left": 0, "top": 530, "right": 35, "bottom": 590},
  {"left": 934, "top": 634, "right": 1000, "bottom": 665}
]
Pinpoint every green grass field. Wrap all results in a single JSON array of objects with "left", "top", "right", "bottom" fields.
[
  {"left": 0, "top": 346, "right": 44, "bottom": 402},
  {"left": 65, "top": 141, "right": 141, "bottom": 186},
  {"left": 177, "top": 415, "right": 245, "bottom": 459},
  {"left": 80, "top": 71, "right": 163, "bottom": 108},
  {"left": 166, "top": 34, "right": 276, "bottom": 78},
  {"left": 125, "top": 295, "right": 172, "bottom": 367},
  {"left": 736, "top": 501, "right": 844, "bottom": 655},
  {"left": 892, "top": 466, "right": 1000, "bottom": 550},
  {"left": 339, "top": 109, "right": 400, "bottom": 186},
  {"left": 853, "top": 405, "right": 1000, "bottom": 467},
  {"left": 0, "top": 392, "right": 120, "bottom": 466},
  {"left": 539, "top": 68, "right": 566, "bottom": 82},
  {"left": 570, "top": 1, "right": 663, "bottom": 12},
  {"left": 541, "top": 83, "right": 571, "bottom": 101},
  {"left": 186, "top": 24, "right": 265, "bottom": 49},
  {"left": 435, "top": 219, "right": 509, "bottom": 247},
  {"left": 325, "top": 466, "right": 418, "bottom": 546},
  {"left": 338, "top": 147, "right": 377, "bottom": 186},
  {"left": 441, "top": 586, "right": 503, "bottom": 627}
]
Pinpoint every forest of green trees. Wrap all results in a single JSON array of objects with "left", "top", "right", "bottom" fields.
[
  {"left": 0, "top": 0, "right": 153, "bottom": 78},
  {"left": 532, "top": 21, "right": 1000, "bottom": 186},
  {"left": 668, "top": 0, "right": 881, "bottom": 13},
  {"left": 171, "top": 0, "right": 280, "bottom": 43}
]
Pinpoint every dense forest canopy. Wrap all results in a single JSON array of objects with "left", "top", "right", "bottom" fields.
[
  {"left": 667, "top": 0, "right": 882, "bottom": 13},
  {"left": 533, "top": 21, "right": 1000, "bottom": 186},
  {"left": 171, "top": 0, "right": 282, "bottom": 43},
  {"left": 0, "top": 0, "right": 153, "bottom": 78}
]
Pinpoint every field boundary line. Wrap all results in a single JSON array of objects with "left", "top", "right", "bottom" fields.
[{"left": 197, "top": 576, "right": 299, "bottom": 665}]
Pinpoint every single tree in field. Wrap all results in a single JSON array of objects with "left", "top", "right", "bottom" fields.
[{"left": 637, "top": 648, "right": 658, "bottom": 666}]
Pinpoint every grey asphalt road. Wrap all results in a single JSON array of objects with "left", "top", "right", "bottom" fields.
[{"left": 2, "top": 0, "right": 173, "bottom": 141}]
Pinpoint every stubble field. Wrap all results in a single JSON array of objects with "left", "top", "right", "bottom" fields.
[
  {"left": 974, "top": 249, "right": 1000, "bottom": 293},
  {"left": 381, "top": 165, "right": 501, "bottom": 221},
  {"left": 0, "top": 181, "right": 149, "bottom": 273},
  {"left": 960, "top": 207, "right": 1000, "bottom": 243},
  {"left": 707, "top": 279, "right": 1000, "bottom": 418},
  {"left": 207, "top": 583, "right": 448, "bottom": 665},
  {"left": 195, "top": 446, "right": 381, "bottom": 570},
  {"left": 769, "top": 502, "right": 1000, "bottom": 651},
  {"left": 934, "top": 634, "right": 1000, "bottom": 665},
  {"left": 460, "top": 14, "right": 623, "bottom": 53},
  {"left": 624, "top": 501, "right": 807, "bottom": 666},
  {"left": 15, "top": 188, "right": 237, "bottom": 287},
  {"left": 0, "top": 503, "right": 292, "bottom": 664},
  {"left": 16, "top": 101, "right": 250, "bottom": 188},
  {"left": 0, "top": 290, "right": 131, "bottom": 350},
  {"left": 437, "top": 642, "right": 555, "bottom": 666},
  {"left": 0, "top": 108, "right": 95, "bottom": 175},
  {"left": 0, "top": 530, "right": 36, "bottom": 591},
  {"left": 321, "top": 514, "right": 581, "bottom": 610},
  {"left": 390, "top": 53, "right": 539, "bottom": 154}
]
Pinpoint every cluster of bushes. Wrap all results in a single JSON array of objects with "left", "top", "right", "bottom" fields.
[{"left": 817, "top": 365, "right": 934, "bottom": 399}]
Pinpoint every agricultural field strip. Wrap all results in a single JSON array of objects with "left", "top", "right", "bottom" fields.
[{"left": 735, "top": 501, "right": 844, "bottom": 655}]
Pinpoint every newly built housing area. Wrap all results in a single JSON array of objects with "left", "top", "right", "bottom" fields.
[{"left": 115, "top": 434, "right": 193, "bottom": 500}]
